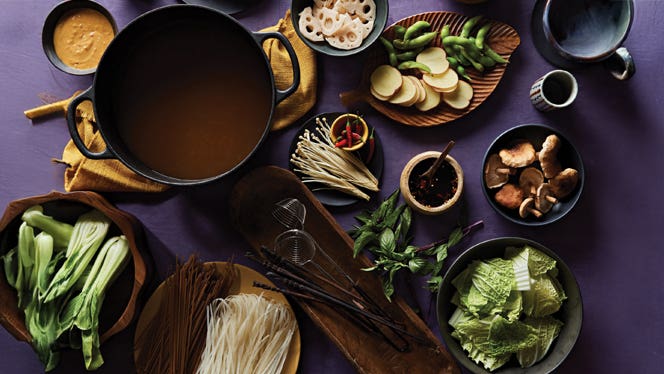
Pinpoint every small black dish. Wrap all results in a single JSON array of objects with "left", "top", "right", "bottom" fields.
[
  {"left": 482, "top": 124, "right": 584, "bottom": 226},
  {"left": 437, "top": 237, "right": 583, "bottom": 374},
  {"left": 42, "top": 0, "right": 117, "bottom": 75},
  {"left": 288, "top": 112, "right": 384, "bottom": 207},
  {"left": 290, "top": 0, "right": 388, "bottom": 57},
  {"left": 181, "top": 0, "right": 262, "bottom": 15}
]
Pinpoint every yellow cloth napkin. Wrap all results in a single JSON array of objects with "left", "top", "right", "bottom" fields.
[
  {"left": 261, "top": 9, "right": 317, "bottom": 131},
  {"left": 60, "top": 101, "right": 169, "bottom": 193},
  {"left": 59, "top": 10, "right": 316, "bottom": 192}
]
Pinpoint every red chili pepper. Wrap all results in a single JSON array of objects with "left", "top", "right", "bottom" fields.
[
  {"left": 335, "top": 138, "right": 348, "bottom": 148},
  {"left": 346, "top": 118, "right": 352, "bottom": 147},
  {"left": 364, "top": 127, "right": 375, "bottom": 163},
  {"left": 351, "top": 132, "right": 361, "bottom": 141}
]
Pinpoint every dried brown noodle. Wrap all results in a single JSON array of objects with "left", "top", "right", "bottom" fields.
[{"left": 135, "top": 256, "right": 237, "bottom": 374}]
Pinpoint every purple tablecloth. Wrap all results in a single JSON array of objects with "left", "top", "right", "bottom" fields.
[{"left": 1, "top": 0, "right": 662, "bottom": 373}]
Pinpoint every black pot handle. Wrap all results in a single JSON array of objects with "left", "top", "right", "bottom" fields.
[
  {"left": 66, "top": 87, "right": 115, "bottom": 160},
  {"left": 253, "top": 31, "right": 301, "bottom": 104}
]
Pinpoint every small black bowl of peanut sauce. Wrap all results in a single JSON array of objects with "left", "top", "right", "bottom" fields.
[{"left": 42, "top": 0, "right": 117, "bottom": 75}]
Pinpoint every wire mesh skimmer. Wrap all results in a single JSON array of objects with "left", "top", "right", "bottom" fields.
[{"left": 272, "top": 198, "right": 306, "bottom": 230}]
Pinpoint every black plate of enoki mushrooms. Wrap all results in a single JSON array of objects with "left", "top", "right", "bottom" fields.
[
  {"left": 481, "top": 124, "right": 584, "bottom": 226},
  {"left": 288, "top": 112, "right": 384, "bottom": 207}
]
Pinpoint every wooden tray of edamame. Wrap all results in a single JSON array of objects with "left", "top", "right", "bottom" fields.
[{"left": 340, "top": 12, "right": 521, "bottom": 127}]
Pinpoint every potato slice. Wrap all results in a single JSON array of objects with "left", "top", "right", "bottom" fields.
[
  {"left": 370, "top": 86, "right": 392, "bottom": 101},
  {"left": 442, "top": 80, "right": 473, "bottom": 110},
  {"left": 415, "top": 80, "right": 441, "bottom": 111},
  {"left": 415, "top": 47, "right": 449, "bottom": 75},
  {"left": 370, "top": 65, "right": 403, "bottom": 97},
  {"left": 405, "top": 76, "right": 426, "bottom": 105},
  {"left": 422, "top": 69, "right": 459, "bottom": 93},
  {"left": 388, "top": 75, "right": 417, "bottom": 105}
]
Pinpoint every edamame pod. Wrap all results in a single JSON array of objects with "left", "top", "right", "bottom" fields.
[
  {"left": 397, "top": 61, "right": 432, "bottom": 74},
  {"left": 396, "top": 51, "right": 417, "bottom": 61},
  {"left": 479, "top": 55, "right": 496, "bottom": 68},
  {"left": 456, "top": 65, "right": 471, "bottom": 82},
  {"left": 460, "top": 15, "right": 483, "bottom": 38},
  {"left": 443, "top": 36, "right": 482, "bottom": 60},
  {"left": 447, "top": 57, "right": 459, "bottom": 67},
  {"left": 460, "top": 48, "right": 484, "bottom": 72},
  {"left": 404, "top": 21, "right": 431, "bottom": 41},
  {"left": 475, "top": 23, "right": 491, "bottom": 49},
  {"left": 393, "top": 25, "right": 406, "bottom": 40},
  {"left": 440, "top": 25, "right": 451, "bottom": 40},
  {"left": 483, "top": 45, "right": 508, "bottom": 64},
  {"left": 393, "top": 31, "right": 438, "bottom": 50},
  {"left": 379, "top": 37, "right": 398, "bottom": 67}
]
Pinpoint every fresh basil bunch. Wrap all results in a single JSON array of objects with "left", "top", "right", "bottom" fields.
[{"left": 349, "top": 189, "right": 480, "bottom": 300}]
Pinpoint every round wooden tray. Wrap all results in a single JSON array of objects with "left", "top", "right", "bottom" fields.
[
  {"left": 340, "top": 11, "right": 521, "bottom": 126},
  {"left": 134, "top": 262, "right": 300, "bottom": 374}
]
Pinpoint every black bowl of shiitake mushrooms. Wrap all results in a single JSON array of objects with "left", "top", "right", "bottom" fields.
[{"left": 482, "top": 124, "right": 584, "bottom": 226}]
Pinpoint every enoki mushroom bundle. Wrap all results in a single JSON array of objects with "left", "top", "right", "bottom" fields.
[
  {"left": 196, "top": 294, "right": 297, "bottom": 374},
  {"left": 291, "top": 117, "right": 379, "bottom": 201}
]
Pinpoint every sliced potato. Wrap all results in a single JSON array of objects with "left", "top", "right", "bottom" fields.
[
  {"left": 422, "top": 69, "right": 459, "bottom": 93},
  {"left": 405, "top": 76, "right": 426, "bottom": 105},
  {"left": 370, "top": 65, "right": 402, "bottom": 97},
  {"left": 388, "top": 75, "right": 417, "bottom": 105},
  {"left": 370, "top": 85, "right": 392, "bottom": 101},
  {"left": 455, "top": 80, "right": 474, "bottom": 101},
  {"left": 415, "top": 47, "right": 449, "bottom": 75},
  {"left": 415, "top": 81, "right": 441, "bottom": 112},
  {"left": 442, "top": 80, "right": 473, "bottom": 110}
]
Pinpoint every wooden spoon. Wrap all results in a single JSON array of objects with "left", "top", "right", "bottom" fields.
[{"left": 418, "top": 140, "right": 455, "bottom": 184}]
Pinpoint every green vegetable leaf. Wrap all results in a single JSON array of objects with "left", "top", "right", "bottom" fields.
[
  {"left": 522, "top": 273, "right": 566, "bottom": 317},
  {"left": 408, "top": 258, "right": 427, "bottom": 273},
  {"left": 436, "top": 244, "right": 449, "bottom": 263},
  {"left": 379, "top": 228, "right": 396, "bottom": 253},
  {"left": 352, "top": 230, "right": 377, "bottom": 258},
  {"left": 397, "top": 207, "right": 412, "bottom": 240},
  {"left": 516, "top": 316, "right": 564, "bottom": 368},
  {"left": 383, "top": 204, "right": 406, "bottom": 230}
]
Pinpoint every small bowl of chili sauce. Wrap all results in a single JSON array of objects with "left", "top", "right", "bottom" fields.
[{"left": 400, "top": 151, "right": 464, "bottom": 215}]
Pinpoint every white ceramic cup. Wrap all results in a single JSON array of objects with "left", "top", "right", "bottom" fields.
[{"left": 529, "top": 70, "right": 578, "bottom": 111}]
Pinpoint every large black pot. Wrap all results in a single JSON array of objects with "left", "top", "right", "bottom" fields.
[{"left": 66, "top": 5, "right": 300, "bottom": 186}]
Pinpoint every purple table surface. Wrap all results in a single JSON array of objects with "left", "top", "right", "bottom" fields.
[{"left": 1, "top": 0, "right": 663, "bottom": 373}]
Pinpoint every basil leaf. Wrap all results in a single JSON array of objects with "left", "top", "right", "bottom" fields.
[
  {"left": 448, "top": 227, "right": 463, "bottom": 247},
  {"left": 383, "top": 204, "right": 406, "bottom": 230},
  {"left": 436, "top": 244, "right": 449, "bottom": 263},
  {"left": 398, "top": 207, "right": 412, "bottom": 240},
  {"left": 353, "top": 231, "right": 377, "bottom": 258},
  {"left": 379, "top": 228, "right": 396, "bottom": 253}
]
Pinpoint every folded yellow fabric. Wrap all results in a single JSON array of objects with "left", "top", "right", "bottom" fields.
[
  {"left": 261, "top": 9, "right": 317, "bottom": 131},
  {"left": 60, "top": 101, "right": 169, "bottom": 193},
  {"left": 59, "top": 10, "right": 316, "bottom": 192}
]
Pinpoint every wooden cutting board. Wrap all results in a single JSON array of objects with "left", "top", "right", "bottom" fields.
[{"left": 230, "top": 166, "right": 459, "bottom": 374}]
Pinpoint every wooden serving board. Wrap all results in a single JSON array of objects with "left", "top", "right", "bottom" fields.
[
  {"left": 340, "top": 12, "right": 521, "bottom": 127},
  {"left": 230, "top": 166, "right": 459, "bottom": 374}
]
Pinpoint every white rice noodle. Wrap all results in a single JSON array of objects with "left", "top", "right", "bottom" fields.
[{"left": 196, "top": 294, "right": 297, "bottom": 374}]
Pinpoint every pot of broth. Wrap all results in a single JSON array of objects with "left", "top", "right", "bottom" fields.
[{"left": 65, "top": 5, "right": 300, "bottom": 186}]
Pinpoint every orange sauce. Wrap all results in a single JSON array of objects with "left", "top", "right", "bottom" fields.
[{"left": 53, "top": 8, "right": 114, "bottom": 70}]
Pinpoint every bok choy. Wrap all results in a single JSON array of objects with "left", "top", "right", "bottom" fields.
[{"left": 1, "top": 205, "right": 131, "bottom": 371}]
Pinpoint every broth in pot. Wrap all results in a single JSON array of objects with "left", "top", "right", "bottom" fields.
[{"left": 112, "top": 18, "right": 273, "bottom": 180}]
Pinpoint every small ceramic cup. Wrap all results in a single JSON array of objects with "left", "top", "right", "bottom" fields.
[{"left": 530, "top": 70, "right": 578, "bottom": 111}]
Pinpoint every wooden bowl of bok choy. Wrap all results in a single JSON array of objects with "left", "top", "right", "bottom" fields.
[{"left": 0, "top": 191, "right": 147, "bottom": 371}]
